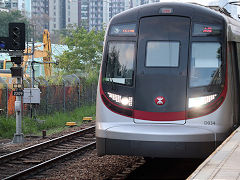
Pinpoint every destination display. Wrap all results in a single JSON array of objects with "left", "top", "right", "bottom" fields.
[
  {"left": 193, "top": 23, "right": 222, "bottom": 36},
  {"left": 110, "top": 23, "right": 136, "bottom": 36}
]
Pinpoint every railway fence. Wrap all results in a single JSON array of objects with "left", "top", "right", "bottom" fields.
[{"left": 0, "top": 74, "right": 98, "bottom": 117}]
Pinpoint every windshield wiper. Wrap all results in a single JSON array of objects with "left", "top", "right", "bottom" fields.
[{"left": 110, "top": 78, "right": 117, "bottom": 91}]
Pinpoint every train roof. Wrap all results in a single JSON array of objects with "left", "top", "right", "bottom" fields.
[{"left": 110, "top": 2, "right": 240, "bottom": 42}]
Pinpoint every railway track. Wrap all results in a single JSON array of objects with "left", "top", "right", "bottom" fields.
[{"left": 0, "top": 126, "right": 96, "bottom": 180}]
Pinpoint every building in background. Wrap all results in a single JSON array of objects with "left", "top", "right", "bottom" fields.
[
  {"left": 0, "top": 0, "right": 4, "bottom": 8},
  {"left": 49, "top": 0, "right": 65, "bottom": 35},
  {"left": 109, "top": 0, "right": 129, "bottom": 19},
  {"left": 3, "top": 0, "right": 18, "bottom": 10},
  {"left": 87, "top": 0, "right": 129, "bottom": 31},
  {"left": 22, "top": 0, "right": 31, "bottom": 18},
  {"left": 79, "top": 0, "right": 89, "bottom": 30},
  {"left": 49, "top": 0, "right": 79, "bottom": 36},
  {"left": 130, "top": 0, "right": 160, "bottom": 7},
  {"left": 88, "top": 0, "right": 104, "bottom": 31},
  {"left": 31, "top": 0, "right": 49, "bottom": 36},
  {"left": 66, "top": 0, "right": 78, "bottom": 28},
  {"left": 49, "top": 0, "right": 129, "bottom": 34}
]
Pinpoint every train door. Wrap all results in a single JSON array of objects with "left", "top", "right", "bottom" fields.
[{"left": 134, "top": 16, "right": 190, "bottom": 124}]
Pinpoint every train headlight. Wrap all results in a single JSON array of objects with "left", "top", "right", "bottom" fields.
[
  {"left": 188, "top": 94, "right": 217, "bottom": 108},
  {"left": 121, "top": 97, "right": 130, "bottom": 106},
  {"left": 107, "top": 92, "right": 133, "bottom": 107}
]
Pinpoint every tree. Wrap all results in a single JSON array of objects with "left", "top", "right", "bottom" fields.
[
  {"left": 0, "top": 10, "right": 29, "bottom": 38},
  {"left": 56, "top": 27, "right": 105, "bottom": 79}
]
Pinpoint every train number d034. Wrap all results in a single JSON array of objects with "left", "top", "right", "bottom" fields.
[{"left": 204, "top": 121, "right": 216, "bottom": 125}]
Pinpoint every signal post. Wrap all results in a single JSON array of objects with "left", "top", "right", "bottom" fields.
[
  {"left": 11, "top": 57, "right": 24, "bottom": 143},
  {"left": 0, "top": 23, "right": 26, "bottom": 143},
  {"left": 11, "top": 23, "right": 25, "bottom": 143}
]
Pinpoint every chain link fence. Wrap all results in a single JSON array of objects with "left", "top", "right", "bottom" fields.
[{"left": 0, "top": 74, "right": 98, "bottom": 117}]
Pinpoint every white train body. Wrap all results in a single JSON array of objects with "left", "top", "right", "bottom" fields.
[{"left": 96, "top": 2, "right": 240, "bottom": 158}]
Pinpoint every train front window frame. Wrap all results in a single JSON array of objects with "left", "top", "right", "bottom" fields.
[
  {"left": 145, "top": 41, "right": 180, "bottom": 67},
  {"left": 189, "top": 42, "right": 222, "bottom": 88},
  {"left": 104, "top": 41, "right": 135, "bottom": 86}
]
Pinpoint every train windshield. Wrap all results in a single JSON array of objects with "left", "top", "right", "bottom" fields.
[
  {"left": 146, "top": 41, "right": 180, "bottom": 67},
  {"left": 190, "top": 42, "right": 222, "bottom": 87},
  {"left": 104, "top": 41, "right": 135, "bottom": 86}
]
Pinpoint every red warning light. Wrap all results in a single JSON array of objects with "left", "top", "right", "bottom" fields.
[{"left": 203, "top": 27, "right": 213, "bottom": 33}]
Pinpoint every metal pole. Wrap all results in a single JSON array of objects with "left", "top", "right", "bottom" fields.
[
  {"left": 45, "top": 80, "right": 49, "bottom": 114},
  {"left": 13, "top": 64, "right": 24, "bottom": 143},
  {"left": 78, "top": 81, "right": 81, "bottom": 108},
  {"left": 91, "top": 83, "right": 93, "bottom": 104},
  {"left": 72, "top": 74, "right": 80, "bottom": 108},
  {"left": 63, "top": 79, "right": 66, "bottom": 112},
  {"left": 6, "top": 85, "right": 8, "bottom": 118}
]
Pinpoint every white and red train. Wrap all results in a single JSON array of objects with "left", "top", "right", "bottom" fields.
[{"left": 96, "top": 2, "right": 240, "bottom": 158}]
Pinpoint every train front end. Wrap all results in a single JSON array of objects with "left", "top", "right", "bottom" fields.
[{"left": 96, "top": 3, "right": 233, "bottom": 158}]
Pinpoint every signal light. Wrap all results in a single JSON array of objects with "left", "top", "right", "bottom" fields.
[
  {"left": 10, "top": 67, "right": 23, "bottom": 78},
  {"left": 9, "top": 23, "right": 25, "bottom": 50},
  {"left": 0, "top": 37, "right": 8, "bottom": 50},
  {"left": 0, "top": 42, "right": 5, "bottom": 49},
  {"left": 11, "top": 57, "right": 22, "bottom": 65}
]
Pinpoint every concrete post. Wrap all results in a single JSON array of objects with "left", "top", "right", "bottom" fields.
[{"left": 13, "top": 64, "right": 24, "bottom": 143}]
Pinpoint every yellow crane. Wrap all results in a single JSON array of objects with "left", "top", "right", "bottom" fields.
[{"left": 42, "top": 29, "right": 52, "bottom": 77}]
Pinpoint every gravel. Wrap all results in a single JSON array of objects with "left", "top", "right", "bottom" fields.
[
  {"left": 40, "top": 150, "right": 140, "bottom": 180},
  {"left": 0, "top": 121, "right": 141, "bottom": 179}
]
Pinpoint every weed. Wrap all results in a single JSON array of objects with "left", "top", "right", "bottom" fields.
[{"left": 0, "top": 104, "right": 96, "bottom": 139}]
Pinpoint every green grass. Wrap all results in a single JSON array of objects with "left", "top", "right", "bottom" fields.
[
  {"left": 0, "top": 116, "right": 16, "bottom": 138},
  {"left": 0, "top": 104, "right": 96, "bottom": 139}
]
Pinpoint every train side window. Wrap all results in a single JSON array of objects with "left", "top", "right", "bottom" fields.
[
  {"left": 104, "top": 41, "right": 135, "bottom": 86},
  {"left": 145, "top": 41, "right": 180, "bottom": 67},
  {"left": 190, "top": 42, "right": 222, "bottom": 87}
]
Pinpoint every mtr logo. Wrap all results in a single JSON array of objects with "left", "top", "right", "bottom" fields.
[{"left": 155, "top": 96, "right": 166, "bottom": 106}]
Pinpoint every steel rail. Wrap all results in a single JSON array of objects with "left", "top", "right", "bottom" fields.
[
  {"left": 0, "top": 125, "right": 95, "bottom": 164},
  {"left": 3, "top": 142, "right": 96, "bottom": 180}
]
